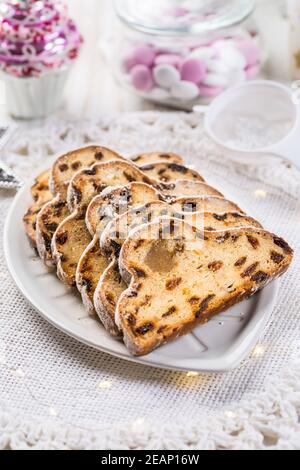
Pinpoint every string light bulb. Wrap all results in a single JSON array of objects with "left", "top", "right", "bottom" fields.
[
  {"left": 98, "top": 380, "right": 112, "bottom": 390},
  {"left": 252, "top": 344, "right": 265, "bottom": 358},
  {"left": 254, "top": 189, "right": 267, "bottom": 199},
  {"left": 187, "top": 371, "right": 199, "bottom": 377}
]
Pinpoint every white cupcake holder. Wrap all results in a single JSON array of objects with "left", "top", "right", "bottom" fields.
[{"left": 0, "top": 68, "right": 70, "bottom": 120}]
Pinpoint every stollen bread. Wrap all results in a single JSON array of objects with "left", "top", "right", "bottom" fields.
[
  {"left": 85, "top": 183, "right": 161, "bottom": 237},
  {"left": 49, "top": 146, "right": 125, "bottom": 199},
  {"left": 56, "top": 160, "right": 204, "bottom": 286},
  {"left": 82, "top": 191, "right": 232, "bottom": 319},
  {"left": 158, "top": 180, "right": 223, "bottom": 201},
  {"left": 31, "top": 170, "right": 52, "bottom": 205},
  {"left": 76, "top": 236, "right": 112, "bottom": 315},
  {"left": 36, "top": 150, "right": 180, "bottom": 267},
  {"left": 95, "top": 198, "right": 257, "bottom": 337},
  {"left": 67, "top": 161, "right": 155, "bottom": 215},
  {"left": 140, "top": 162, "right": 205, "bottom": 184},
  {"left": 23, "top": 170, "right": 53, "bottom": 247},
  {"left": 116, "top": 218, "right": 293, "bottom": 356},
  {"left": 24, "top": 203, "right": 46, "bottom": 248},
  {"left": 53, "top": 161, "right": 157, "bottom": 286},
  {"left": 84, "top": 180, "right": 220, "bottom": 238},
  {"left": 130, "top": 152, "right": 183, "bottom": 166},
  {"left": 100, "top": 203, "right": 262, "bottom": 257},
  {"left": 76, "top": 183, "right": 161, "bottom": 315},
  {"left": 36, "top": 147, "right": 124, "bottom": 267},
  {"left": 94, "top": 259, "right": 127, "bottom": 338}
]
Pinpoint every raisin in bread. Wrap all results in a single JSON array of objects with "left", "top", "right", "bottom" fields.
[
  {"left": 116, "top": 218, "right": 293, "bottom": 356},
  {"left": 76, "top": 183, "right": 161, "bottom": 314},
  {"left": 53, "top": 161, "right": 156, "bottom": 286},
  {"left": 23, "top": 170, "right": 53, "bottom": 247},
  {"left": 36, "top": 147, "right": 123, "bottom": 267},
  {"left": 130, "top": 152, "right": 183, "bottom": 166},
  {"left": 140, "top": 163, "right": 204, "bottom": 184}
]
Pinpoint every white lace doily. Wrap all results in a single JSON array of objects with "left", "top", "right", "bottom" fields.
[{"left": 1, "top": 112, "right": 300, "bottom": 450}]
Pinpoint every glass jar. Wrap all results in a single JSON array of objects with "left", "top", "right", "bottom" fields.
[{"left": 113, "top": 0, "right": 262, "bottom": 109}]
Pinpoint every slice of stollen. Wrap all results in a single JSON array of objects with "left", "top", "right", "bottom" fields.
[
  {"left": 76, "top": 183, "right": 161, "bottom": 317},
  {"left": 31, "top": 170, "right": 52, "bottom": 205},
  {"left": 116, "top": 218, "right": 293, "bottom": 356},
  {"left": 158, "top": 180, "right": 223, "bottom": 201},
  {"left": 55, "top": 160, "right": 206, "bottom": 287},
  {"left": 85, "top": 183, "right": 161, "bottom": 237},
  {"left": 100, "top": 202, "right": 262, "bottom": 257},
  {"left": 140, "top": 162, "right": 205, "bottom": 184},
  {"left": 23, "top": 170, "right": 53, "bottom": 247},
  {"left": 52, "top": 161, "right": 156, "bottom": 286},
  {"left": 82, "top": 187, "right": 233, "bottom": 323},
  {"left": 130, "top": 152, "right": 183, "bottom": 166},
  {"left": 36, "top": 149, "right": 182, "bottom": 267},
  {"left": 95, "top": 198, "right": 260, "bottom": 338},
  {"left": 36, "top": 146, "right": 124, "bottom": 267}
]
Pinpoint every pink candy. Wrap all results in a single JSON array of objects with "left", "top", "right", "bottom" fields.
[
  {"left": 123, "top": 34, "right": 261, "bottom": 102},
  {"left": 237, "top": 40, "right": 259, "bottom": 67},
  {"left": 130, "top": 64, "right": 154, "bottom": 91},
  {"left": 198, "top": 85, "right": 224, "bottom": 97},
  {"left": 245, "top": 63, "right": 260, "bottom": 79},
  {"left": 123, "top": 53, "right": 138, "bottom": 73},
  {"left": 180, "top": 58, "right": 206, "bottom": 84},
  {"left": 123, "top": 45, "right": 156, "bottom": 73},
  {"left": 131, "top": 45, "right": 156, "bottom": 67}
]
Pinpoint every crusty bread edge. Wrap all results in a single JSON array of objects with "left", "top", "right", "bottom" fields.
[
  {"left": 66, "top": 160, "right": 156, "bottom": 214},
  {"left": 116, "top": 220, "right": 294, "bottom": 356},
  {"left": 49, "top": 146, "right": 125, "bottom": 196},
  {"left": 51, "top": 210, "right": 80, "bottom": 286},
  {"left": 75, "top": 234, "right": 100, "bottom": 315},
  {"left": 35, "top": 195, "right": 60, "bottom": 268},
  {"left": 94, "top": 258, "right": 123, "bottom": 339}
]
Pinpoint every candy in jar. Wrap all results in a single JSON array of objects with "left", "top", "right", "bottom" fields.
[{"left": 114, "top": 0, "right": 261, "bottom": 109}]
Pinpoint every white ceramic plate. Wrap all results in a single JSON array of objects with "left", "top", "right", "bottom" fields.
[{"left": 4, "top": 182, "right": 279, "bottom": 373}]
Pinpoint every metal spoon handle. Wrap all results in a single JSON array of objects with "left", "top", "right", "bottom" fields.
[{"left": 0, "top": 124, "right": 22, "bottom": 189}]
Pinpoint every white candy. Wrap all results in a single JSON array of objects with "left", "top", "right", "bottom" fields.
[
  {"left": 226, "top": 68, "right": 247, "bottom": 86},
  {"left": 148, "top": 87, "right": 171, "bottom": 100},
  {"left": 218, "top": 47, "right": 247, "bottom": 70},
  {"left": 202, "top": 73, "right": 228, "bottom": 88},
  {"left": 171, "top": 80, "right": 199, "bottom": 101},
  {"left": 206, "top": 58, "right": 231, "bottom": 75},
  {"left": 153, "top": 64, "right": 181, "bottom": 89},
  {"left": 189, "top": 47, "right": 215, "bottom": 61}
]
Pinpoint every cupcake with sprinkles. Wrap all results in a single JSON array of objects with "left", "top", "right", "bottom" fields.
[{"left": 0, "top": 0, "right": 83, "bottom": 118}]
